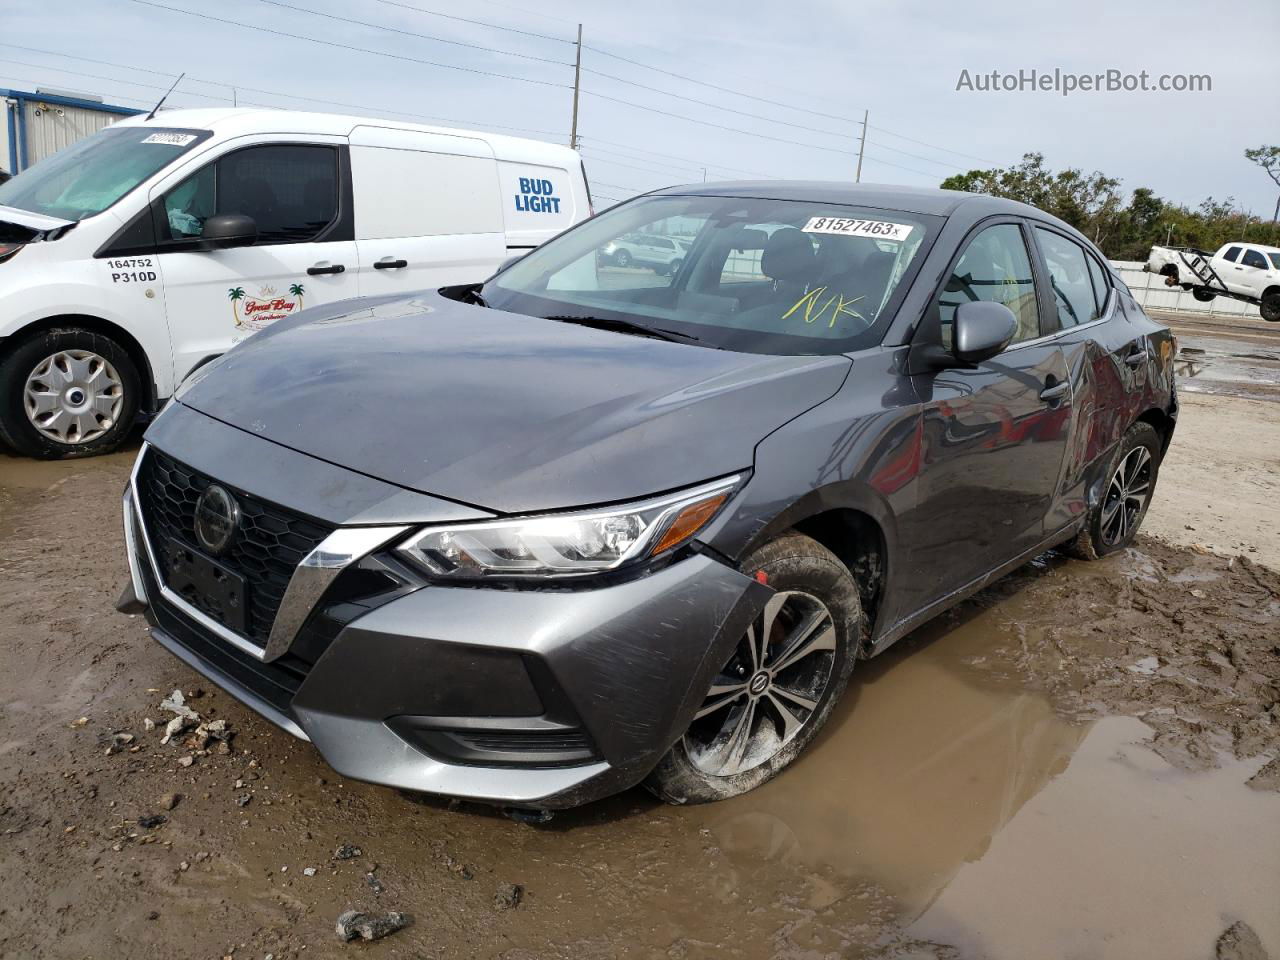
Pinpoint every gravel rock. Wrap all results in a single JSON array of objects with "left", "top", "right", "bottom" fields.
[
  {"left": 161, "top": 715, "right": 195, "bottom": 745},
  {"left": 333, "top": 843, "right": 362, "bottom": 861},
  {"left": 143, "top": 717, "right": 156, "bottom": 732},
  {"left": 160, "top": 689, "right": 199, "bottom": 722},
  {"left": 158, "top": 793, "right": 180, "bottom": 811},
  {"left": 303, "top": 867, "right": 317, "bottom": 877},
  {"left": 177, "top": 755, "right": 194, "bottom": 768},
  {"left": 235, "top": 794, "right": 251, "bottom": 807},
  {"left": 1216, "top": 921, "right": 1268, "bottom": 960},
  {"left": 493, "top": 883, "right": 523, "bottom": 910},
  {"left": 334, "top": 909, "right": 411, "bottom": 942},
  {"left": 137, "top": 814, "right": 167, "bottom": 829}
]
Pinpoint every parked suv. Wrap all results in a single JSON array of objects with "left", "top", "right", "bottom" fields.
[
  {"left": 600, "top": 232, "right": 690, "bottom": 274},
  {"left": 119, "top": 183, "right": 1177, "bottom": 811},
  {"left": 0, "top": 108, "right": 591, "bottom": 458}
]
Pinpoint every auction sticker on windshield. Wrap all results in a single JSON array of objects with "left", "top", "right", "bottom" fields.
[
  {"left": 802, "top": 217, "right": 913, "bottom": 241},
  {"left": 141, "top": 132, "right": 198, "bottom": 147}
]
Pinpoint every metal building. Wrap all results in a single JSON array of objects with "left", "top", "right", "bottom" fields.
[{"left": 2, "top": 88, "right": 141, "bottom": 178}]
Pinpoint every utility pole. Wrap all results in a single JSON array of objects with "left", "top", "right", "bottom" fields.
[
  {"left": 569, "top": 23, "right": 582, "bottom": 150},
  {"left": 855, "top": 109, "right": 868, "bottom": 183},
  {"left": 701, "top": 167, "right": 706, "bottom": 182}
]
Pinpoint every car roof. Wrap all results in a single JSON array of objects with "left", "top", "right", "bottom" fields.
[
  {"left": 649, "top": 180, "right": 1061, "bottom": 220},
  {"left": 113, "top": 107, "right": 579, "bottom": 167}
]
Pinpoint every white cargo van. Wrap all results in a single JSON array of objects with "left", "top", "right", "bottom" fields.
[{"left": 0, "top": 108, "right": 592, "bottom": 457}]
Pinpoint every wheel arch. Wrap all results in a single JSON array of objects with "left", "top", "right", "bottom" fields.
[
  {"left": 1135, "top": 405, "right": 1175, "bottom": 459},
  {"left": 1, "top": 314, "right": 159, "bottom": 413}
]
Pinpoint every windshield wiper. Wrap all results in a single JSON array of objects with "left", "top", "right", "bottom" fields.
[{"left": 544, "top": 314, "right": 703, "bottom": 345}]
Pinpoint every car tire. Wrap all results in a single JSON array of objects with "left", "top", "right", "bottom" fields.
[
  {"left": 644, "top": 532, "right": 862, "bottom": 804},
  {"left": 668, "top": 258, "right": 683, "bottom": 277},
  {"left": 1064, "top": 421, "right": 1162, "bottom": 561},
  {"left": 0, "top": 327, "right": 141, "bottom": 459},
  {"left": 1192, "top": 288, "right": 1216, "bottom": 303},
  {"left": 614, "top": 249, "right": 631, "bottom": 268},
  {"left": 1261, "top": 292, "right": 1280, "bottom": 323}
]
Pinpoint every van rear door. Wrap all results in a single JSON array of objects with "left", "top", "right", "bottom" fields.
[
  {"left": 497, "top": 158, "right": 583, "bottom": 254},
  {"left": 349, "top": 126, "right": 506, "bottom": 297}
]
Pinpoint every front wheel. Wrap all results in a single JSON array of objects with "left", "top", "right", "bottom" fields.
[
  {"left": 1065, "top": 421, "right": 1161, "bottom": 560},
  {"left": 644, "top": 533, "right": 862, "bottom": 804},
  {"left": 614, "top": 249, "right": 632, "bottom": 268},
  {"left": 0, "top": 328, "right": 141, "bottom": 459}
]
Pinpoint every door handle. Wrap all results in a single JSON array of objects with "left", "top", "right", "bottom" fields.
[
  {"left": 1039, "top": 380, "right": 1069, "bottom": 402},
  {"left": 307, "top": 263, "right": 345, "bottom": 276},
  {"left": 373, "top": 258, "right": 408, "bottom": 270},
  {"left": 1124, "top": 347, "right": 1149, "bottom": 367}
]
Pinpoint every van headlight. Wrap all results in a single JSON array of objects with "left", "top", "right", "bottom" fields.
[{"left": 396, "top": 475, "right": 741, "bottom": 579}]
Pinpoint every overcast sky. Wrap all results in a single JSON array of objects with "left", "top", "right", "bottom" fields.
[{"left": 3, "top": 0, "right": 1277, "bottom": 213}]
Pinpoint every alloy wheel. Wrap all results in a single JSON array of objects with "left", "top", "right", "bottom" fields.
[
  {"left": 684, "top": 591, "right": 837, "bottom": 778},
  {"left": 23, "top": 349, "right": 125, "bottom": 445},
  {"left": 1100, "top": 445, "right": 1152, "bottom": 546}
]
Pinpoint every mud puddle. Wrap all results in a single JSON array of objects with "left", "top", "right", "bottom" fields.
[
  {"left": 1, "top": 454, "right": 1277, "bottom": 959},
  {"left": 1175, "top": 333, "right": 1280, "bottom": 401}
]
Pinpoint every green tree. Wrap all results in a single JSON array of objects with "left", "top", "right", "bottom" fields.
[
  {"left": 1244, "top": 145, "right": 1280, "bottom": 222},
  {"left": 227, "top": 286, "right": 245, "bottom": 326}
]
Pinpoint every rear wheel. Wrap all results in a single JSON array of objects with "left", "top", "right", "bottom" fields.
[
  {"left": 1192, "top": 288, "right": 1217, "bottom": 303},
  {"left": 1065, "top": 421, "right": 1161, "bottom": 560},
  {"left": 1261, "top": 292, "right": 1280, "bottom": 323},
  {"left": 614, "top": 249, "right": 632, "bottom": 268},
  {"left": 644, "top": 533, "right": 861, "bottom": 804},
  {"left": 0, "top": 328, "right": 141, "bottom": 459}
]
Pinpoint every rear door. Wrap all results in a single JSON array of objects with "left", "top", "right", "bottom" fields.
[
  {"left": 903, "top": 220, "right": 1073, "bottom": 607},
  {"left": 349, "top": 126, "right": 507, "bottom": 297},
  {"left": 152, "top": 138, "right": 360, "bottom": 381}
]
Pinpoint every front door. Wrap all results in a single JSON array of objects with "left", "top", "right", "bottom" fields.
[
  {"left": 151, "top": 141, "right": 361, "bottom": 383},
  {"left": 903, "top": 221, "right": 1073, "bottom": 608}
]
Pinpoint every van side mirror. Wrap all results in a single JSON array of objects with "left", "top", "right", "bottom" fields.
[{"left": 201, "top": 213, "right": 257, "bottom": 250}]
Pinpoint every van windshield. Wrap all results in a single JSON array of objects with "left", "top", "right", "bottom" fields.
[
  {"left": 0, "top": 125, "right": 211, "bottom": 222},
  {"left": 483, "top": 194, "right": 939, "bottom": 355}
]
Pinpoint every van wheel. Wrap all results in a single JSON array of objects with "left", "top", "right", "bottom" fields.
[
  {"left": 1064, "top": 422, "right": 1161, "bottom": 561},
  {"left": 0, "top": 328, "right": 141, "bottom": 459},
  {"left": 644, "top": 533, "right": 861, "bottom": 804}
]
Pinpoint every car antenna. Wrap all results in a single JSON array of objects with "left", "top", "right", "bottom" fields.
[{"left": 145, "top": 73, "right": 185, "bottom": 122}]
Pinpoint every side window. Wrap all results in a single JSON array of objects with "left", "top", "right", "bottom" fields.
[
  {"left": 1086, "top": 254, "right": 1111, "bottom": 315},
  {"left": 1035, "top": 228, "right": 1102, "bottom": 328},
  {"left": 1241, "top": 249, "right": 1267, "bottom": 269},
  {"left": 1223, "top": 246, "right": 1243, "bottom": 263},
  {"left": 159, "top": 144, "right": 339, "bottom": 245},
  {"left": 939, "top": 223, "right": 1040, "bottom": 345}
]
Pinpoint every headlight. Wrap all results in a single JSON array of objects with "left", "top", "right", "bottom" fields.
[{"left": 397, "top": 475, "right": 741, "bottom": 579}]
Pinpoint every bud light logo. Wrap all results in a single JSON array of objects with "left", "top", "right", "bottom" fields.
[{"left": 515, "top": 176, "right": 561, "bottom": 214}]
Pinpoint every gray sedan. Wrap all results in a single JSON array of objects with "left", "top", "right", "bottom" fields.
[{"left": 118, "top": 183, "right": 1177, "bottom": 810}]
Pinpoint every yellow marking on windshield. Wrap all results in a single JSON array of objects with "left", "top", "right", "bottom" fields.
[{"left": 781, "top": 286, "right": 867, "bottom": 328}]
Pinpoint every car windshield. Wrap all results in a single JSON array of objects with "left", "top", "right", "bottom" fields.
[
  {"left": 483, "top": 194, "right": 939, "bottom": 354},
  {"left": 0, "top": 125, "right": 210, "bottom": 221}
]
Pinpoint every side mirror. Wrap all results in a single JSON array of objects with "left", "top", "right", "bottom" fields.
[
  {"left": 201, "top": 213, "right": 257, "bottom": 250},
  {"left": 951, "top": 300, "right": 1018, "bottom": 366}
]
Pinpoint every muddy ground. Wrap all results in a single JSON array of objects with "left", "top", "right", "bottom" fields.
[{"left": 1, "top": 320, "right": 1278, "bottom": 960}]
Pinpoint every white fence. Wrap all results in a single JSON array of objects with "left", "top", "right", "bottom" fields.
[{"left": 1110, "top": 260, "right": 1257, "bottom": 319}]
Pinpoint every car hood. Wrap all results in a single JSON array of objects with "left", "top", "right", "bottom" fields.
[
  {"left": 176, "top": 292, "right": 851, "bottom": 514},
  {"left": 0, "top": 205, "right": 76, "bottom": 232}
]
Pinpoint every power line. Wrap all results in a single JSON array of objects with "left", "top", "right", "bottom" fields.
[
  {"left": 591, "top": 178, "right": 653, "bottom": 194},
  {"left": 362, "top": 0, "right": 570, "bottom": 43},
  {"left": 581, "top": 43, "right": 862, "bottom": 126},
  {"left": 0, "top": 45, "right": 567, "bottom": 138},
  {"left": 0, "top": 57, "right": 229, "bottom": 102},
  {"left": 252, "top": 0, "right": 571, "bottom": 66},
  {"left": 126, "top": 0, "right": 571, "bottom": 90},
  {"left": 584, "top": 136, "right": 777, "bottom": 179},
  {"left": 580, "top": 65, "right": 854, "bottom": 140},
  {"left": 580, "top": 150, "right": 693, "bottom": 181},
  {"left": 869, "top": 125, "right": 999, "bottom": 167}
]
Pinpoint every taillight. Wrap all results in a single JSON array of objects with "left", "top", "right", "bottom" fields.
[{"left": 0, "top": 242, "right": 23, "bottom": 264}]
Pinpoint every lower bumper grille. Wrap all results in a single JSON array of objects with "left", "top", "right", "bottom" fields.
[{"left": 136, "top": 448, "right": 335, "bottom": 646}]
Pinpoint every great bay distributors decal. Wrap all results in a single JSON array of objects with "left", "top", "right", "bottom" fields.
[
  {"left": 514, "top": 176, "right": 561, "bottom": 214},
  {"left": 227, "top": 283, "right": 305, "bottom": 332}
]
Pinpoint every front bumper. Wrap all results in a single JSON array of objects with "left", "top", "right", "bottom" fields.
[{"left": 122, "top": 446, "right": 769, "bottom": 809}]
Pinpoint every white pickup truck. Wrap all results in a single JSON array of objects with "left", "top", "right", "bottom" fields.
[{"left": 1145, "top": 242, "right": 1280, "bottom": 321}]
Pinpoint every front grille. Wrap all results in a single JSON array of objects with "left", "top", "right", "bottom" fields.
[{"left": 137, "top": 448, "right": 334, "bottom": 645}]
